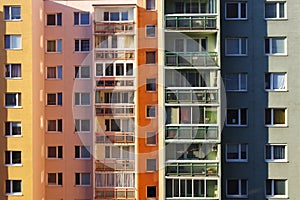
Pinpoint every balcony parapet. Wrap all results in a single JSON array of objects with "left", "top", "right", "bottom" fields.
[
  {"left": 95, "top": 105, "right": 134, "bottom": 116},
  {"left": 166, "top": 89, "right": 218, "bottom": 104},
  {"left": 95, "top": 160, "right": 135, "bottom": 171},
  {"left": 94, "top": 21, "right": 135, "bottom": 34},
  {"left": 96, "top": 132, "right": 135, "bottom": 144},
  {"left": 95, "top": 50, "right": 135, "bottom": 60}
]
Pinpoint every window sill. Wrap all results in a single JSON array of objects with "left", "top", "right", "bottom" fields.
[
  {"left": 74, "top": 185, "right": 91, "bottom": 187},
  {"left": 225, "top": 124, "right": 248, "bottom": 127},
  {"left": 5, "top": 135, "right": 22, "bottom": 138},
  {"left": 46, "top": 52, "right": 62, "bottom": 54},
  {"left": 265, "top": 18, "right": 288, "bottom": 21},
  {"left": 75, "top": 131, "right": 91, "bottom": 134},
  {"left": 46, "top": 25, "right": 62, "bottom": 27},
  {"left": 226, "top": 160, "right": 248, "bottom": 163},
  {"left": 265, "top": 89, "right": 288, "bottom": 92},
  {"left": 265, "top": 195, "right": 288, "bottom": 199},
  {"left": 74, "top": 51, "right": 90, "bottom": 53},
  {"left": 5, "top": 106, "right": 22, "bottom": 109},
  {"left": 265, "top": 124, "right": 288, "bottom": 128},
  {"left": 225, "top": 54, "right": 248, "bottom": 57},
  {"left": 74, "top": 78, "right": 91, "bottom": 80},
  {"left": 226, "top": 195, "right": 248, "bottom": 198},
  {"left": 5, "top": 48, "right": 22, "bottom": 51},
  {"left": 226, "top": 90, "right": 248, "bottom": 93},
  {"left": 265, "top": 54, "right": 287, "bottom": 56},
  {"left": 4, "top": 19, "right": 22, "bottom": 22},
  {"left": 47, "top": 184, "right": 63, "bottom": 187},
  {"left": 75, "top": 158, "right": 91, "bottom": 160},
  {"left": 265, "top": 160, "right": 288, "bottom": 163},
  {"left": 225, "top": 18, "right": 248, "bottom": 21},
  {"left": 5, "top": 164, "right": 22, "bottom": 167},
  {"left": 46, "top": 78, "right": 62, "bottom": 80},
  {"left": 74, "top": 104, "right": 91, "bottom": 107},
  {"left": 74, "top": 24, "right": 90, "bottom": 27},
  {"left": 47, "top": 158, "right": 63, "bottom": 160},
  {"left": 6, "top": 193, "right": 23, "bottom": 196},
  {"left": 46, "top": 131, "right": 63, "bottom": 133},
  {"left": 5, "top": 77, "right": 22, "bottom": 80}
]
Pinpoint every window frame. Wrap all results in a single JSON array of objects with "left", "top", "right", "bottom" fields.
[
  {"left": 146, "top": 25, "right": 156, "bottom": 38},
  {"left": 46, "top": 13, "right": 62, "bottom": 26},
  {"left": 146, "top": 105, "right": 156, "bottom": 118},
  {"left": 265, "top": 144, "right": 287, "bottom": 162},
  {"left": 4, "top": 6, "right": 21, "bottom": 21},
  {"left": 47, "top": 119, "right": 63, "bottom": 132},
  {"left": 74, "top": 92, "right": 90, "bottom": 106},
  {"left": 226, "top": 143, "right": 248, "bottom": 162},
  {"left": 95, "top": 62, "right": 134, "bottom": 77},
  {"left": 265, "top": 37, "right": 287, "bottom": 56},
  {"left": 75, "top": 65, "right": 90, "bottom": 79},
  {"left": 147, "top": 186, "right": 157, "bottom": 198},
  {"left": 265, "top": 108, "right": 287, "bottom": 127},
  {"left": 225, "top": 38, "right": 247, "bottom": 56},
  {"left": 46, "top": 66, "right": 62, "bottom": 79},
  {"left": 5, "top": 151, "right": 21, "bottom": 166},
  {"left": 75, "top": 119, "right": 91, "bottom": 133},
  {"left": 47, "top": 146, "right": 63, "bottom": 159},
  {"left": 5, "top": 35, "right": 22, "bottom": 50},
  {"left": 225, "top": 2, "right": 247, "bottom": 20},
  {"left": 75, "top": 146, "right": 91, "bottom": 159},
  {"left": 146, "top": 78, "right": 156, "bottom": 92},
  {"left": 5, "top": 92, "right": 21, "bottom": 108},
  {"left": 146, "top": 159, "right": 157, "bottom": 172},
  {"left": 146, "top": 132, "right": 157, "bottom": 146},
  {"left": 47, "top": 172, "right": 63, "bottom": 186},
  {"left": 74, "top": 12, "right": 90, "bottom": 26},
  {"left": 265, "top": 72, "right": 287, "bottom": 91},
  {"left": 74, "top": 39, "right": 90, "bottom": 52},
  {"left": 5, "top": 64, "right": 21, "bottom": 79},
  {"left": 75, "top": 173, "right": 91, "bottom": 186},
  {"left": 146, "top": 0, "right": 156, "bottom": 10},
  {"left": 264, "top": 2, "right": 286, "bottom": 20},
  {"left": 146, "top": 51, "right": 156, "bottom": 64},
  {"left": 226, "top": 108, "right": 248, "bottom": 126},
  {"left": 47, "top": 93, "right": 63, "bottom": 106},
  {"left": 224, "top": 73, "right": 247, "bottom": 92},
  {"left": 5, "top": 180, "right": 22, "bottom": 195},
  {"left": 265, "top": 179, "right": 287, "bottom": 198},
  {"left": 226, "top": 179, "right": 248, "bottom": 198},
  {"left": 46, "top": 39, "right": 62, "bottom": 53}
]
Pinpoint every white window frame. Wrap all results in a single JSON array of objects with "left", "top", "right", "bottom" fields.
[
  {"left": 146, "top": 159, "right": 157, "bottom": 172},
  {"left": 103, "top": 11, "right": 130, "bottom": 21},
  {"left": 5, "top": 151, "right": 21, "bottom": 166},
  {"left": 47, "top": 146, "right": 63, "bottom": 159},
  {"left": 47, "top": 119, "right": 63, "bottom": 132},
  {"left": 225, "top": 2, "right": 247, "bottom": 20},
  {"left": 46, "top": 66, "right": 62, "bottom": 79},
  {"left": 5, "top": 121, "right": 21, "bottom": 137},
  {"left": 146, "top": 0, "right": 156, "bottom": 10},
  {"left": 226, "top": 144, "right": 248, "bottom": 162},
  {"left": 95, "top": 62, "right": 134, "bottom": 77},
  {"left": 105, "top": 145, "right": 134, "bottom": 160},
  {"left": 74, "top": 92, "right": 90, "bottom": 106},
  {"left": 5, "top": 35, "right": 21, "bottom": 50},
  {"left": 146, "top": 105, "right": 156, "bottom": 118},
  {"left": 74, "top": 39, "right": 90, "bottom": 52},
  {"left": 4, "top": 6, "right": 21, "bottom": 21},
  {"left": 265, "top": 108, "right": 287, "bottom": 127},
  {"left": 265, "top": 37, "right": 286, "bottom": 55},
  {"left": 5, "top": 180, "right": 22, "bottom": 195},
  {"left": 75, "top": 173, "right": 91, "bottom": 186},
  {"left": 265, "top": 144, "right": 287, "bottom": 162},
  {"left": 46, "top": 13, "right": 62, "bottom": 26},
  {"left": 47, "top": 172, "right": 63, "bottom": 186},
  {"left": 46, "top": 39, "right": 62, "bottom": 53},
  {"left": 5, "top": 64, "right": 21, "bottom": 79},
  {"left": 265, "top": 2, "right": 286, "bottom": 20},
  {"left": 226, "top": 179, "right": 248, "bottom": 198},
  {"left": 75, "top": 146, "right": 91, "bottom": 159},
  {"left": 224, "top": 73, "right": 247, "bottom": 92},
  {"left": 265, "top": 72, "right": 287, "bottom": 91},
  {"left": 265, "top": 179, "right": 287, "bottom": 198},
  {"left": 146, "top": 132, "right": 157, "bottom": 146},
  {"left": 75, "top": 65, "right": 90, "bottom": 79},
  {"left": 74, "top": 12, "right": 90, "bottom": 26},
  {"left": 146, "top": 25, "right": 156, "bottom": 38},
  {"left": 75, "top": 119, "right": 90, "bottom": 133},
  {"left": 226, "top": 108, "right": 248, "bottom": 126},
  {"left": 5, "top": 93, "right": 21, "bottom": 108},
  {"left": 225, "top": 38, "right": 247, "bottom": 56}
]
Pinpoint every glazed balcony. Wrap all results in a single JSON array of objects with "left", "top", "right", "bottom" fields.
[
  {"left": 96, "top": 132, "right": 134, "bottom": 144},
  {"left": 94, "top": 21, "right": 134, "bottom": 34},
  {"left": 166, "top": 89, "right": 218, "bottom": 104},
  {"left": 165, "top": 14, "right": 217, "bottom": 30},
  {"left": 165, "top": 51, "right": 218, "bottom": 67},
  {"left": 95, "top": 78, "right": 135, "bottom": 89},
  {"left": 95, "top": 50, "right": 135, "bottom": 60},
  {"left": 95, "top": 188, "right": 135, "bottom": 200},
  {"left": 166, "top": 162, "right": 219, "bottom": 176},
  {"left": 95, "top": 160, "right": 135, "bottom": 171},
  {"left": 95, "top": 105, "right": 134, "bottom": 116},
  {"left": 165, "top": 126, "right": 218, "bottom": 141}
]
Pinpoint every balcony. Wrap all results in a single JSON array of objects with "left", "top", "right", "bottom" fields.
[
  {"left": 96, "top": 132, "right": 134, "bottom": 144},
  {"left": 166, "top": 162, "right": 219, "bottom": 176},
  {"left": 95, "top": 188, "right": 135, "bottom": 200},
  {"left": 166, "top": 89, "right": 218, "bottom": 104},
  {"left": 95, "top": 105, "right": 134, "bottom": 116},
  {"left": 166, "top": 126, "right": 218, "bottom": 141},
  {"left": 95, "top": 50, "right": 135, "bottom": 60},
  {"left": 165, "top": 14, "right": 217, "bottom": 30},
  {"left": 95, "top": 160, "right": 134, "bottom": 171},
  {"left": 95, "top": 78, "right": 135, "bottom": 89},
  {"left": 165, "top": 51, "right": 217, "bottom": 67},
  {"left": 94, "top": 22, "right": 134, "bottom": 34}
]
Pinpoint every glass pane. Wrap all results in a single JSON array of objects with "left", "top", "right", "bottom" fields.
[
  {"left": 274, "top": 180, "right": 285, "bottom": 195},
  {"left": 274, "top": 109, "right": 285, "bottom": 124},
  {"left": 81, "top": 13, "right": 89, "bottom": 24},
  {"left": 57, "top": 39, "right": 62, "bottom": 52},
  {"left": 47, "top": 14, "right": 55, "bottom": 25},
  {"left": 273, "top": 73, "right": 285, "bottom": 89},
  {"left": 81, "top": 66, "right": 90, "bottom": 78},
  {"left": 226, "top": 3, "right": 238, "bottom": 18},
  {"left": 81, "top": 93, "right": 90, "bottom": 105},
  {"left": 226, "top": 39, "right": 239, "bottom": 54},
  {"left": 227, "top": 109, "right": 238, "bottom": 124},
  {"left": 272, "top": 38, "right": 285, "bottom": 54},
  {"left": 227, "top": 180, "right": 238, "bottom": 195},
  {"left": 265, "top": 3, "right": 276, "bottom": 18}
]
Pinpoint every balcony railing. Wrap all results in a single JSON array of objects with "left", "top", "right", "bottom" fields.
[
  {"left": 95, "top": 50, "right": 135, "bottom": 60},
  {"left": 165, "top": 52, "right": 218, "bottom": 67},
  {"left": 165, "top": 14, "right": 217, "bottom": 30},
  {"left": 95, "top": 188, "right": 135, "bottom": 199},
  {"left": 166, "top": 126, "right": 219, "bottom": 140},
  {"left": 95, "top": 105, "right": 134, "bottom": 116},
  {"left": 96, "top": 132, "right": 135, "bottom": 144},
  {"left": 166, "top": 162, "right": 219, "bottom": 176},
  {"left": 95, "top": 78, "right": 135, "bottom": 89},
  {"left": 95, "top": 160, "right": 135, "bottom": 171},
  {"left": 166, "top": 89, "right": 218, "bottom": 104},
  {"left": 94, "top": 22, "right": 135, "bottom": 34}
]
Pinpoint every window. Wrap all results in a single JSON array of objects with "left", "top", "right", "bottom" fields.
[
  {"left": 265, "top": 73, "right": 286, "bottom": 91},
  {"left": 146, "top": 132, "right": 157, "bottom": 145},
  {"left": 75, "top": 66, "right": 90, "bottom": 79},
  {"left": 5, "top": 35, "right": 21, "bottom": 49},
  {"left": 47, "top": 93, "right": 62, "bottom": 106},
  {"left": 75, "top": 93, "right": 90, "bottom": 106},
  {"left": 265, "top": 108, "right": 286, "bottom": 126},
  {"left": 5, "top": 151, "right": 21, "bottom": 165},
  {"left": 224, "top": 73, "right": 247, "bottom": 92},
  {"left": 226, "top": 179, "right": 248, "bottom": 198},
  {"left": 75, "top": 146, "right": 90, "bottom": 159},
  {"left": 146, "top": 0, "right": 156, "bottom": 10},
  {"left": 48, "top": 173, "right": 63, "bottom": 186},
  {"left": 47, "top": 119, "right": 62, "bottom": 132},
  {"left": 104, "top": 11, "right": 129, "bottom": 21},
  {"left": 75, "top": 39, "right": 90, "bottom": 52},
  {"left": 75, "top": 173, "right": 91, "bottom": 186},
  {"left": 225, "top": 2, "right": 247, "bottom": 19},
  {"left": 74, "top": 12, "right": 90, "bottom": 25},
  {"left": 47, "top": 66, "right": 62, "bottom": 79},
  {"left": 225, "top": 38, "right": 247, "bottom": 56},
  {"left": 146, "top": 105, "right": 156, "bottom": 118},
  {"left": 95, "top": 173, "right": 135, "bottom": 188},
  {"left": 147, "top": 186, "right": 156, "bottom": 198},
  {"left": 47, "top": 146, "right": 63, "bottom": 159},
  {"left": 226, "top": 108, "right": 247, "bottom": 126},
  {"left": 6, "top": 180, "right": 22, "bottom": 195},
  {"left": 5, "top": 64, "right": 21, "bottom": 78},
  {"left": 104, "top": 118, "right": 135, "bottom": 132},
  {"left": 105, "top": 146, "right": 134, "bottom": 160},
  {"left": 146, "top": 159, "right": 156, "bottom": 172},
  {"left": 146, "top": 79, "right": 156, "bottom": 91},
  {"left": 265, "top": 37, "right": 286, "bottom": 55},
  {"left": 96, "top": 63, "right": 133, "bottom": 77},
  {"left": 75, "top": 119, "right": 90, "bottom": 132},
  {"left": 5, "top": 122, "right": 21, "bottom": 136},
  {"left": 47, "top": 39, "right": 62, "bottom": 52},
  {"left": 4, "top": 6, "right": 21, "bottom": 20},
  {"left": 47, "top": 13, "right": 62, "bottom": 26},
  {"left": 226, "top": 144, "right": 248, "bottom": 162},
  {"left": 5, "top": 93, "right": 21, "bottom": 107},
  {"left": 266, "top": 179, "right": 287, "bottom": 197},
  {"left": 265, "top": 144, "right": 286, "bottom": 162},
  {"left": 146, "top": 25, "right": 156, "bottom": 37},
  {"left": 265, "top": 2, "right": 285, "bottom": 19},
  {"left": 146, "top": 52, "right": 156, "bottom": 64}
]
